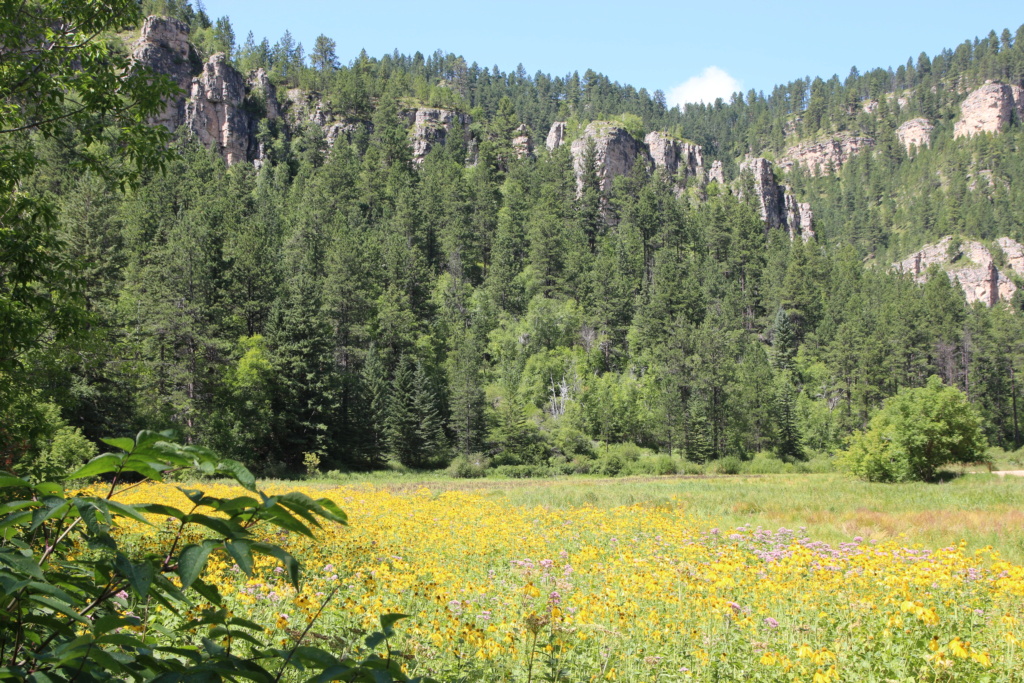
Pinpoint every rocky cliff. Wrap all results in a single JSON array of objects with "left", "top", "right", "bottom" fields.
[
  {"left": 408, "top": 108, "right": 472, "bottom": 163},
  {"left": 785, "top": 194, "right": 815, "bottom": 242},
  {"left": 546, "top": 121, "right": 567, "bottom": 150},
  {"left": 570, "top": 122, "right": 652, "bottom": 194},
  {"left": 131, "top": 16, "right": 201, "bottom": 131},
  {"left": 284, "top": 88, "right": 368, "bottom": 148},
  {"left": 893, "top": 236, "right": 1021, "bottom": 305},
  {"left": 567, "top": 123, "right": 714, "bottom": 196},
  {"left": 896, "top": 118, "right": 934, "bottom": 154},
  {"left": 776, "top": 134, "right": 875, "bottom": 176},
  {"left": 708, "top": 160, "right": 724, "bottom": 185},
  {"left": 644, "top": 132, "right": 704, "bottom": 185},
  {"left": 133, "top": 17, "right": 265, "bottom": 165},
  {"left": 738, "top": 157, "right": 813, "bottom": 240},
  {"left": 512, "top": 124, "right": 534, "bottom": 159},
  {"left": 184, "top": 54, "right": 255, "bottom": 165},
  {"left": 953, "top": 81, "right": 1024, "bottom": 139},
  {"left": 133, "top": 16, "right": 480, "bottom": 167}
]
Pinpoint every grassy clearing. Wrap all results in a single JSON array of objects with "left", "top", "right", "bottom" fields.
[{"left": 296, "top": 471, "right": 1024, "bottom": 563}]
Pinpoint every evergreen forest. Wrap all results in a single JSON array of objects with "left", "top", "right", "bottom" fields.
[{"left": 6, "top": 0, "right": 1024, "bottom": 478}]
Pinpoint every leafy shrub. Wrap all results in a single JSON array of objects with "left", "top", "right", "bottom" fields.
[
  {"left": 552, "top": 427, "right": 595, "bottom": 459},
  {"left": 712, "top": 455, "right": 743, "bottom": 475},
  {"left": 568, "top": 458, "right": 594, "bottom": 474},
  {"left": 840, "top": 376, "right": 987, "bottom": 482},
  {"left": 679, "top": 461, "right": 706, "bottom": 475},
  {"left": 447, "top": 453, "right": 490, "bottom": 478},
  {"left": 623, "top": 453, "right": 679, "bottom": 476},
  {"left": 492, "top": 464, "right": 554, "bottom": 478},
  {"left": 0, "top": 430, "right": 429, "bottom": 681},
  {"left": 598, "top": 452, "right": 624, "bottom": 476},
  {"left": 653, "top": 453, "right": 678, "bottom": 475},
  {"left": 303, "top": 450, "right": 322, "bottom": 477},
  {"left": 803, "top": 455, "right": 837, "bottom": 474},
  {"left": 7, "top": 401, "right": 97, "bottom": 484},
  {"left": 740, "top": 451, "right": 787, "bottom": 475}
]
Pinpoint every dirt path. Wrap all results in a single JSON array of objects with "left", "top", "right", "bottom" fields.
[{"left": 993, "top": 470, "right": 1024, "bottom": 477}]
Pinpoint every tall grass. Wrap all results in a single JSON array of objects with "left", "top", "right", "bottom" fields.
[{"left": 296, "top": 471, "right": 1024, "bottom": 563}]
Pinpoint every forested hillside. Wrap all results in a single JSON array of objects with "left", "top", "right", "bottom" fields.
[{"left": 5, "top": 0, "right": 1024, "bottom": 477}]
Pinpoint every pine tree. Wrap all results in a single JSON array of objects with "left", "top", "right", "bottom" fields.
[
  {"left": 771, "top": 307, "right": 797, "bottom": 370},
  {"left": 412, "top": 360, "right": 450, "bottom": 466},
  {"left": 447, "top": 329, "right": 486, "bottom": 456},
  {"left": 773, "top": 371, "right": 804, "bottom": 460},
  {"left": 384, "top": 355, "right": 418, "bottom": 465}
]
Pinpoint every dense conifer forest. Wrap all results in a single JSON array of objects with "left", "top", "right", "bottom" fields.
[{"left": 5, "top": 0, "right": 1024, "bottom": 477}]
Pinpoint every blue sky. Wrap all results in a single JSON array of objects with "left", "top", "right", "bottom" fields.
[{"left": 200, "top": 0, "right": 1023, "bottom": 106}]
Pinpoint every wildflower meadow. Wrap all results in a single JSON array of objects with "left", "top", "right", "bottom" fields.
[{"left": 98, "top": 481, "right": 1024, "bottom": 682}]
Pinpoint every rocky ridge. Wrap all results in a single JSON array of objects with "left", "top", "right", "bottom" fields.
[
  {"left": 570, "top": 122, "right": 651, "bottom": 194},
  {"left": 953, "top": 81, "right": 1024, "bottom": 139},
  {"left": 567, "top": 122, "right": 708, "bottom": 195},
  {"left": 893, "top": 236, "right": 1022, "bottom": 306},
  {"left": 708, "top": 160, "right": 724, "bottom": 185},
  {"left": 896, "top": 118, "right": 934, "bottom": 154},
  {"left": 131, "top": 16, "right": 201, "bottom": 132},
  {"left": 184, "top": 53, "right": 255, "bottom": 165},
  {"left": 776, "top": 134, "right": 875, "bottom": 176},
  {"left": 134, "top": 17, "right": 270, "bottom": 165},
  {"left": 512, "top": 124, "right": 534, "bottom": 159},
  {"left": 406, "top": 108, "right": 472, "bottom": 163},
  {"left": 738, "top": 158, "right": 814, "bottom": 241},
  {"left": 546, "top": 121, "right": 567, "bottom": 151},
  {"left": 645, "top": 132, "right": 703, "bottom": 183},
  {"left": 133, "top": 16, "right": 475, "bottom": 166}
]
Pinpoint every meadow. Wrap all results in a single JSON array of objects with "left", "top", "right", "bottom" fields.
[{"left": 103, "top": 473, "right": 1024, "bottom": 682}]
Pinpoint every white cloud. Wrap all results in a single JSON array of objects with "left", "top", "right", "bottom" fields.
[{"left": 667, "top": 67, "right": 742, "bottom": 108}]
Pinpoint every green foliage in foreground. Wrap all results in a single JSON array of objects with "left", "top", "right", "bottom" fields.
[
  {"left": 840, "top": 376, "right": 988, "bottom": 481},
  {"left": 0, "top": 431, "right": 429, "bottom": 682}
]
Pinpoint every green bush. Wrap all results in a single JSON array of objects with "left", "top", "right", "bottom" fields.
[
  {"left": 447, "top": 453, "right": 490, "bottom": 478},
  {"left": 552, "top": 427, "right": 595, "bottom": 459},
  {"left": 6, "top": 401, "right": 98, "bottom": 484},
  {"left": 840, "top": 376, "right": 987, "bottom": 482},
  {"left": 492, "top": 464, "right": 553, "bottom": 478},
  {"left": 598, "top": 452, "right": 624, "bottom": 476},
  {"left": 740, "top": 451, "right": 787, "bottom": 475},
  {"left": 712, "top": 455, "right": 743, "bottom": 475},
  {"left": 623, "top": 453, "right": 679, "bottom": 476},
  {"left": 680, "top": 461, "right": 706, "bottom": 475}
]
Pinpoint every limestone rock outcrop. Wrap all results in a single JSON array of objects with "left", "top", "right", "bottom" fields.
[
  {"left": 131, "top": 16, "right": 201, "bottom": 131},
  {"left": 567, "top": 123, "right": 712, "bottom": 196},
  {"left": 953, "top": 82, "right": 1024, "bottom": 139},
  {"left": 133, "top": 17, "right": 277, "bottom": 165},
  {"left": 409, "top": 108, "right": 471, "bottom": 163},
  {"left": 512, "top": 124, "right": 534, "bottom": 158},
  {"left": 184, "top": 54, "right": 254, "bottom": 166},
  {"left": 784, "top": 194, "right": 815, "bottom": 242},
  {"left": 546, "top": 121, "right": 567, "bottom": 150},
  {"left": 644, "top": 132, "right": 703, "bottom": 184},
  {"left": 777, "top": 134, "right": 875, "bottom": 176},
  {"left": 738, "top": 157, "right": 813, "bottom": 240},
  {"left": 896, "top": 118, "right": 934, "bottom": 153},
  {"left": 739, "top": 158, "right": 784, "bottom": 230},
  {"left": 247, "top": 69, "right": 280, "bottom": 120},
  {"left": 862, "top": 93, "right": 909, "bottom": 114},
  {"left": 708, "top": 160, "right": 724, "bottom": 184},
  {"left": 282, "top": 88, "right": 369, "bottom": 147},
  {"left": 893, "top": 236, "right": 1019, "bottom": 306},
  {"left": 998, "top": 237, "right": 1024, "bottom": 277},
  {"left": 570, "top": 122, "right": 652, "bottom": 194}
]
